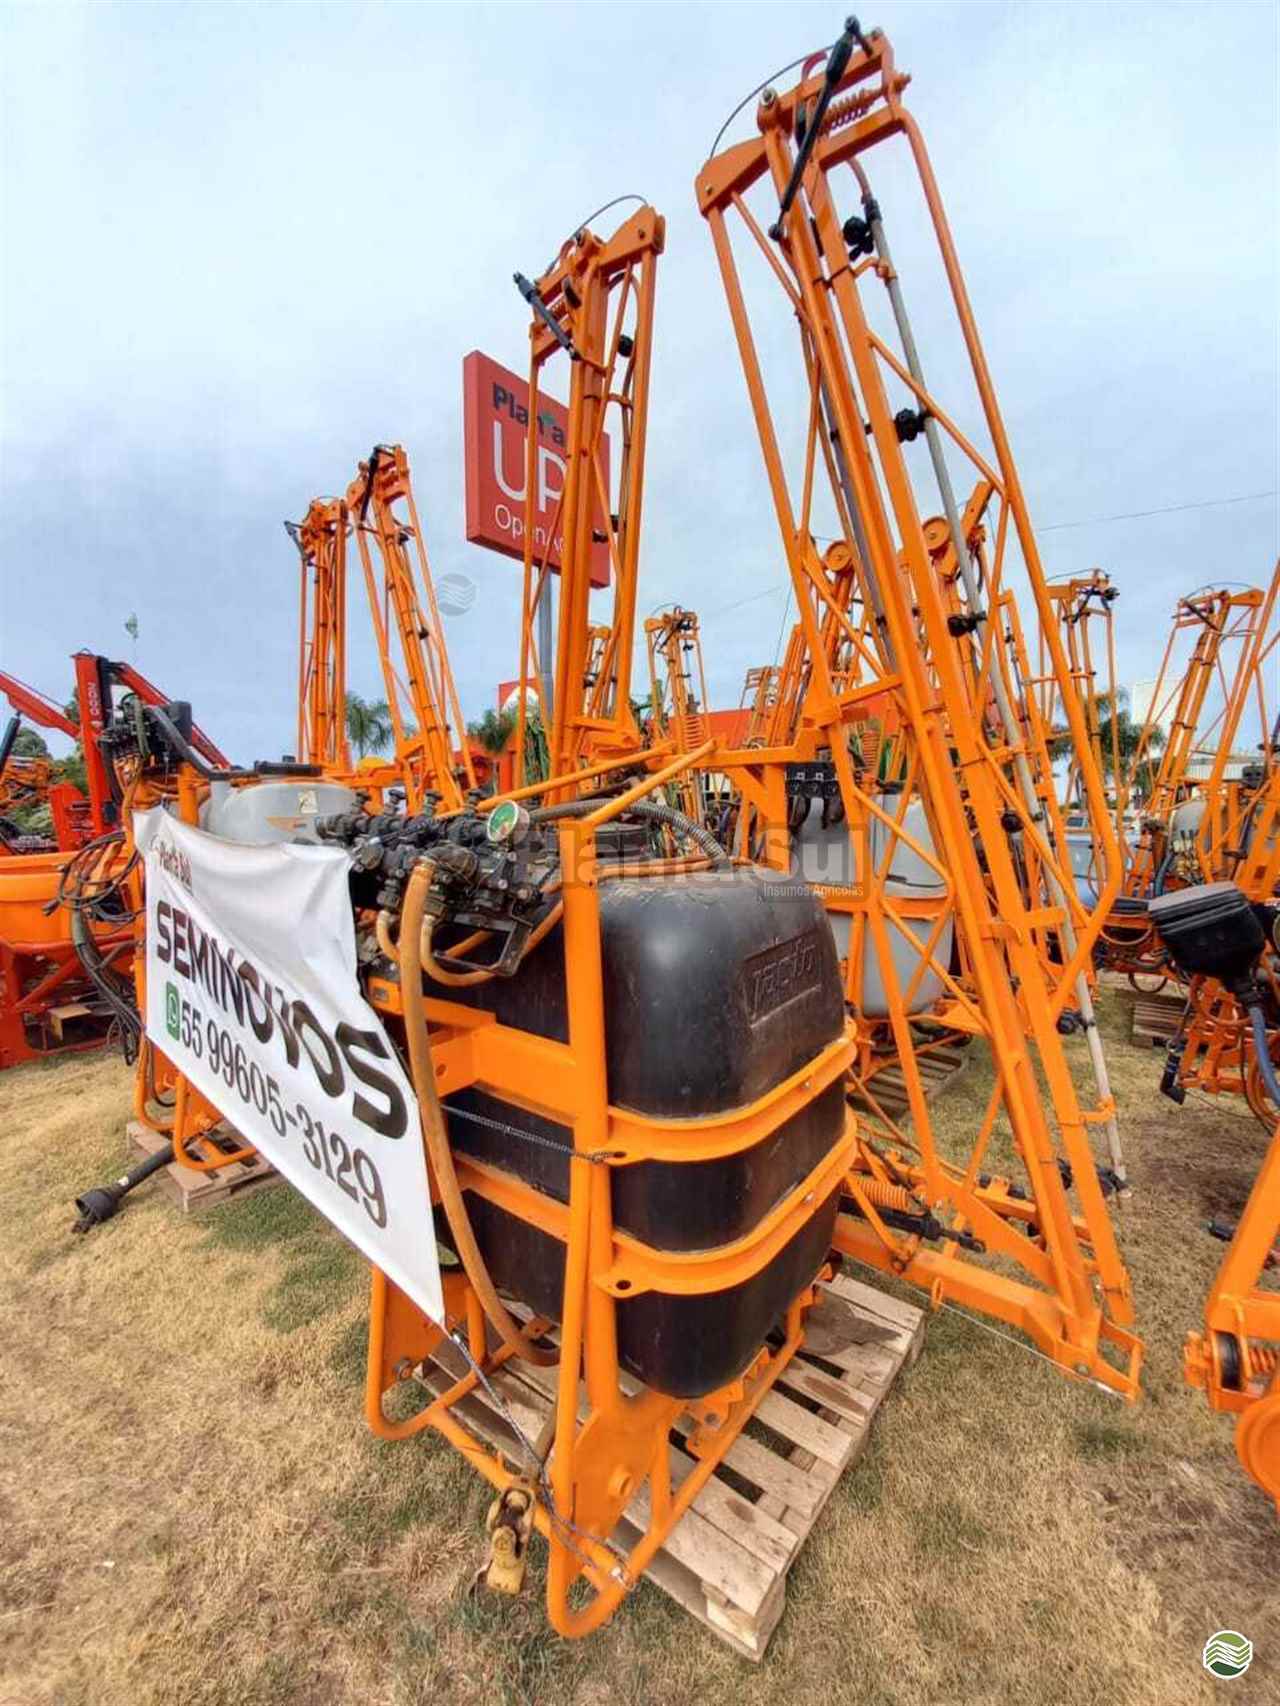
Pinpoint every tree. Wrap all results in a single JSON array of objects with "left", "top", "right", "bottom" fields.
[
  {"left": 467, "top": 707, "right": 516, "bottom": 755},
  {"left": 345, "top": 693, "right": 393, "bottom": 759},
  {"left": 1094, "top": 690, "right": 1166, "bottom": 800},
  {"left": 12, "top": 728, "right": 49, "bottom": 759},
  {"left": 55, "top": 750, "right": 88, "bottom": 794}
]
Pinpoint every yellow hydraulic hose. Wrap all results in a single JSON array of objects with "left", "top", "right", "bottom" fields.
[{"left": 399, "top": 860, "right": 556, "bottom": 1367}]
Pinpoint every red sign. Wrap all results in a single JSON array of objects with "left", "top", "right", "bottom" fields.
[{"left": 463, "top": 350, "right": 610, "bottom": 588}]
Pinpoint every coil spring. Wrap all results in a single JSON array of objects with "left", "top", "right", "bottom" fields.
[
  {"left": 850, "top": 1175, "right": 919, "bottom": 1214},
  {"left": 818, "top": 87, "right": 880, "bottom": 139},
  {"left": 1247, "top": 1344, "right": 1280, "bottom": 1378}
]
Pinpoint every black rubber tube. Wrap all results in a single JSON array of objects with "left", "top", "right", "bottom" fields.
[
  {"left": 146, "top": 706, "right": 255, "bottom": 781},
  {"left": 527, "top": 798, "right": 730, "bottom": 868},
  {"left": 1247, "top": 1002, "right": 1280, "bottom": 1109}
]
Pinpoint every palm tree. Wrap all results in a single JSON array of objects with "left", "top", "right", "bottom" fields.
[
  {"left": 1095, "top": 690, "right": 1166, "bottom": 802},
  {"left": 467, "top": 707, "right": 517, "bottom": 755},
  {"left": 345, "top": 692, "right": 393, "bottom": 759}
]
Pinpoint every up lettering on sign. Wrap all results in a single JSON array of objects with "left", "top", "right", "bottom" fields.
[{"left": 462, "top": 350, "right": 610, "bottom": 587}]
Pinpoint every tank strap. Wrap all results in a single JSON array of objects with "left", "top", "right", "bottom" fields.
[{"left": 442, "top": 1100, "right": 623, "bottom": 1165}]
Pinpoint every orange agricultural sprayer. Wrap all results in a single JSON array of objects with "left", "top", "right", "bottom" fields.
[
  {"left": 693, "top": 17, "right": 1139, "bottom": 1387},
  {"left": 0, "top": 656, "right": 226, "bottom": 1068},
  {"left": 511, "top": 206, "right": 659, "bottom": 787},
  {"left": 83, "top": 199, "right": 868, "bottom": 1641},
  {"left": 1147, "top": 867, "right": 1280, "bottom": 1504},
  {"left": 287, "top": 449, "right": 475, "bottom": 810},
  {"left": 1095, "top": 578, "right": 1277, "bottom": 981},
  {"left": 644, "top": 606, "right": 712, "bottom": 824}
]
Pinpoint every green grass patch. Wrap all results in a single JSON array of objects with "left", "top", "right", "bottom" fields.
[
  {"left": 912, "top": 1495, "right": 991, "bottom": 1561},
  {"left": 201, "top": 1186, "right": 362, "bottom": 1332},
  {"left": 199, "top": 1182, "right": 319, "bottom": 1253},
  {"left": 842, "top": 1438, "right": 885, "bottom": 1513},
  {"left": 452, "top": 1585, "right": 587, "bottom": 1706},
  {"left": 328, "top": 1315, "right": 369, "bottom": 1386},
  {"left": 1073, "top": 1419, "right": 1144, "bottom": 1461}
]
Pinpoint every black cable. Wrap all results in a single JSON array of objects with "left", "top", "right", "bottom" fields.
[
  {"left": 709, "top": 44, "right": 834, "bottom": 158},
  {"left": 1247, "top": 1003, "right": 1280, "bottom": 1110},
  {"left": 527, "top": 798, "right": 730, "bottom": 868}
]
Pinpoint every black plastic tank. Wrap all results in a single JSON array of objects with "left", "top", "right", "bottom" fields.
[{"left": 429, "top": 865, "right": 847, "bottom": 1398}]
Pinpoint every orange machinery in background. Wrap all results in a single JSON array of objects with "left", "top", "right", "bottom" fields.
[
  {"left": 0, "top": 670, "right": 95, "bottom": 852},
  {"left": 643, "top": 605, "right": 711, "bottom": 824},
  {"left": 510, "top": 207, "right": 660, "bottom": 789},
  {"left": 0, "top": 667, "right": 102, "bottom": 1067},
  {"left": 739, "top": 664, "right": 781, "bottom": 746},
  {"left": 287, "top": 498, "right": 350, "bottom": 774},
  {"left": 0, "top": 745, "right": 55, "bottom": 848},
  {"left": 1145, "top": 798, "right": 1280, "bottom": 1506},
  {"left": 1094, "top": 578, "right": 1277, "bottom": 979},
  {"left": 0, "top": 655, "right": 226, "bottom": 1069},
  {"left": 288, "top": 447, "right": 475, "bottom": 812},
  {"left": 1037, "top": 572, "right": 1124, "bottom": 907}
]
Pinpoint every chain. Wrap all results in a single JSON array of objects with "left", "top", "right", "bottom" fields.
[
  {"left": 842, "top": 1255, "right": 1128, "bottom": 1400},
  {"left": 443, "top": 1329, "right": 633, "bottom": 1585},
  {"left": 441, "top": 1100, "right": 623, "bottom": 1165}
]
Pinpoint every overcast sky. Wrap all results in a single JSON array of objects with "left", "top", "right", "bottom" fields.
[{"left": 2, "top": 0, "right": 1276, "bottom": 762}]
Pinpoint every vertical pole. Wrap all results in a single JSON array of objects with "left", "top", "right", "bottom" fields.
[{"left": 540, "top": 576, "right": 555, "bottom": 728}]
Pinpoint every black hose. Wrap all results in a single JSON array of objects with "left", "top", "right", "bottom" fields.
[
  {"left": 70, "top": 907, "right": 141, "bottom": 1061},
  {"left": 527, "top": 798, "right": 730, "bottom": 868},
  {"left": 1247, "top": 1003, "right": 1280, "bottom": 1109},
  {"left": 146, "top": 706, "right": 255, "bottom": 781}
]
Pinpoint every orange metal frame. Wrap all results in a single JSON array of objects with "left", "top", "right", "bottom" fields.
[
  {"left": 1040, "top": 572, "right": 1124, "bottom": 842},
  {"left": 344, "top": 445, "right": 475, "bottom": 813},
  {"left": 0, "top": 655, "right": 216, "bottom": 1069},
  {"left": 644, "top": 606, "right": 711, "bottom": 824},
  {"left": 513, "top": 209, "right": 662, "bottom": 790},
  {"left": 739, "top": 664, "right": 781, "bottom": 747},
  {"left": 288, "top": 498, "right": 351, "bottom": 772},
  {"left": 1094, "top": 580, "right": 1276, "bottom": 977},
  {"left": 692, "top": 23, "right": 1139, "bottom": 1391},
  {"left": 363, "top": 768, "right": 857, "bottom": 1636},
  {"left": 1185, "top": 1114, "right": 1280, "bottom": 1507}
]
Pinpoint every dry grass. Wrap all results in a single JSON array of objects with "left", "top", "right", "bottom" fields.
[{"left": 1, "top": 991, "right": 1275, "bottom": 1706}]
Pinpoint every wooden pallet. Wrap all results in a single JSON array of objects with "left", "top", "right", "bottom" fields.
[
  {"left": 849, "top": 1043, "right": 970, "bottom": 1123},
  {"left": 126, "top": 1119, "right": 279, "bottom": 1213},
  {"left": 415, "top": 1270, "right": 924, "bottom": 1659},
  {"left": 1131, "top": 991, "right": 1186, "bottom": 1049}
]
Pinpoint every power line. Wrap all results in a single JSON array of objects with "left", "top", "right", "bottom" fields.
[
  {"left": 1039, "top": 489, "right": 1276, "bottom": 533},
  {"left": 704, "top": 490, "right": 1276, "bottom": 622}
]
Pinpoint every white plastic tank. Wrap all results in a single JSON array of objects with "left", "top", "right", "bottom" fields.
[
  {"left": 1066, "top": 831, "right": 1100, "bottom": 906},
  {"left": 793, "top": 792, "right": 951, "bottom": 1017},
  {"left": 200, "top": 779, "right": 360, "bottom": 845},
  {"left": 1168, "top": 797, "right": 1206, "bottom": 841},
  {"left": 1164, "top": 797, "right": 1206, "bottom": 883}
]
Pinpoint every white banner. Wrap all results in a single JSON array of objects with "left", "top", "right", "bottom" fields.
[{"left": 134, "top": 807, "right": 442, "bottom": 1325}]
